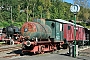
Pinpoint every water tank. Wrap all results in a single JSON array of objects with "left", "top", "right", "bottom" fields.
[{"left": 21, "top": 22, "right": 52, "bottom": 40}]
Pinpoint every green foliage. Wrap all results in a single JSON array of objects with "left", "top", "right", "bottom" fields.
[
  {"left": 0, "top": 22, "right": 3, "bottom": 27},
  {"left": 17, "top": 13, "right": 27, "bottom": 22},
  {"left": 2, "top": 21, "right": 10, "bottom": 27},
  {"left": 13, "top": 22, "right": 23, "bottom": 27},
  {"left": 1, "top": 11, "right": 10, "bottom": 21},
  {"left": 0, "top": 0, "right": 90, "bottom": 28},
  {"left": 79, "top": 22, "right": 86, "bottom": 27}
]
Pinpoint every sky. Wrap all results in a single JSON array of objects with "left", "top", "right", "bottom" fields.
[{"left": 64, "top": 0, "right": 73, "bottom": 4}]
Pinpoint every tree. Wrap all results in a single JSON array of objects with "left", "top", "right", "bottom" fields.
[
  {"left": 0, "top": 0, "right": 90, "bottom": 27},
  {"left": 73, "top": 0, "right": 90, "bottom": 21}
]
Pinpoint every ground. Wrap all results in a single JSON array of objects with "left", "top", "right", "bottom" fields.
[{"left": 0, "top": 45, "right": 90, "bottom": 60}]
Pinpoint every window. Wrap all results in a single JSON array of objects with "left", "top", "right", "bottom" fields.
[
  {"left": 68, "top": 26, "right": 71, "bottom": 30},
  {"left": 51, "top": 23, "right": 55, "bottom": 28}
]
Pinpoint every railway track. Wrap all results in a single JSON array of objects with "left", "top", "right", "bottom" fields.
[
  {"left": 0, "top": 44, "right": 22, "bottom": 58},
  {"left": 0, "top": 46, "right": 21, "bottom": 52},
  {"left": 0, "top": 54, "right": 20, "bottom": 58},
  {"left": 0, "top": 44, "right": 89, "bottom": 59}
]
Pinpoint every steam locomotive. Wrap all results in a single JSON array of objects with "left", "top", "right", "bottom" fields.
[
  {"left": 1, "top": 25, "right": 21, "bottom": 44},
  {"left": 20, "top": 19, "right": 90, "bottom": 54}
]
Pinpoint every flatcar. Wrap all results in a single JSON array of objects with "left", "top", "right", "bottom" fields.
[{"left": 20, "top": 19, "right": 88, "bottom": 55}]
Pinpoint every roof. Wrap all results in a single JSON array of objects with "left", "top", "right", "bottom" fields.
[
  {"left": 55, "top": 19, "right": 84, "bottom": 28},
  {"left": 55, "top": 19, "right": 74, "bottom": 25},
  {"left": 46, "top": 19, "right": 84, "bottom": 28}
]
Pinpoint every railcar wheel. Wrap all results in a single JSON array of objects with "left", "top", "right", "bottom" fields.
[
  {"left": 10, "top": 39, "right": 14, "bottom": 45},
  {"left": 62, "top": 44, "right": 68, "bottom": 49}
]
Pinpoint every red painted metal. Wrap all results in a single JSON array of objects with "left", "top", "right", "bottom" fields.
[
  {"left": 83, "top": 28, "right": 86, "bottom": 40},
  {"left": 0, "top": 34, "right": 2, "bottom": 40},
  {"left": 70, "top": 25, "right": 74, "bottom": 41},
  {"left": 78, "top": 27, "right": 83, "bottom": 40},
  {"left": 75, "top": 26, "right": 86, "bottom": 41},
  {"left": 67, "top": 25, "right": 71, "bottom": 41},
  {"left": 63, "top": 24, "right": 74, "bottom": 42},
  {"left": 80, "top": 27, "right": 85, "bottom": 41},
  {"left": 22, "top": 41, "right": 59, "bottom": 54},
  {"left": 63, "top": 23, "right": 86, "bottom": 42},
  {"left": 63, "top": 24, "right": 68, "bottom": 41},
  {"left": 67, "top": 24, "right": 74, "bottom": 41},
  {"left": 78, "top": 27, "right": 80, "bottom": 40},
  {"left": 76, "top": 26, "right": 79, "bottom": 41}
]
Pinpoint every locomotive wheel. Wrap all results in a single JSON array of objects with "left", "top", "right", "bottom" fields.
[
  {"left": 39, "top": 45, "right": 44, "bottom": 54},
  {"left": 41, "top": 46, "right": 44, "bottom": 54},
  {"left": 10, "top": 39, "right": 14, "bottom": 45}
]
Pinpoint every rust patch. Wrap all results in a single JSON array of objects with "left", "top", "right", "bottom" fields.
[{"left": 21, "top": 22, "right": 37, "bottom": 37}]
